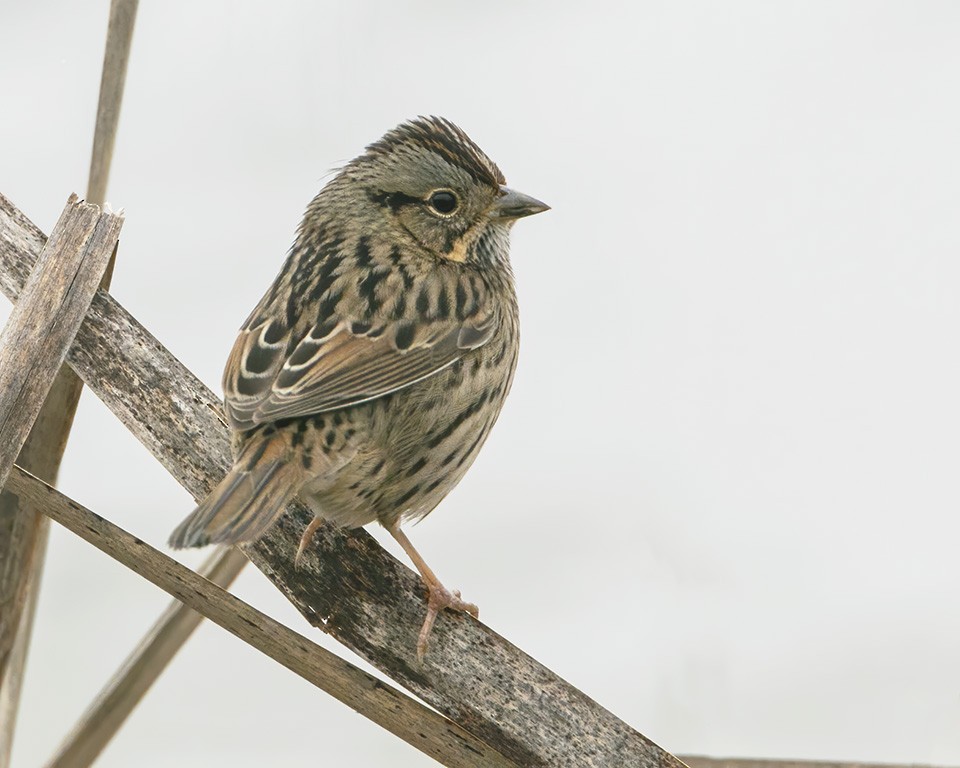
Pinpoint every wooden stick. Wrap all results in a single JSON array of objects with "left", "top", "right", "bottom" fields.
[
  {"left": 0, "top": 530, "right": 45, "bottom": 767},
  {"left": 0, "top": 198, "right": 122, "bottom": 766},
  {"left": 0, "top": 3, "right": 138, "bottom": 762},
  {"left": 46, "top": 547, "right": 245, "bottom": 768},
  {"left": 0, "top": 192, "right": 678, "bottom": 767},
  {"left": 3, "top": 467, "right": 515, "bottom": 768},
  {"left": 87, "top": 0, "right": 139, "bottom": 210},
  {"left": 0, "top": 195, "right": 121, "bottom": 490},
  {"left": 680, "top": 758, "right": 958, "bottom": 768}
]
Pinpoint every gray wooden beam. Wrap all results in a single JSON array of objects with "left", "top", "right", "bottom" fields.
[
  {"left": 0, "top": 3, "right": 138, "bottom": 762},
  {"left": 0, "top": 195, "right": 122, "bottom": 490},
  {"left": 681, "top": 758, "right": 957, "bottom": 768},
  {"left": 45, "top": 547, "right": 245, "bottom": 768},
  {"left": 6, "top": 467, "right": 515, "bottom": 768},
  {"left": 0, "top": 196, "right": 121, "bottom": 764}
]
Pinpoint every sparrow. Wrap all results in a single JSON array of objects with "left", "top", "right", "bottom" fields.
[{"left": 170, "top": 116, "right": 548, "bottom": 658}]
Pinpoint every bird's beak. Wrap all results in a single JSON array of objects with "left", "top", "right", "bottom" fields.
[{"left": 491, "top": 186, "right": 550, "bottom": 220}]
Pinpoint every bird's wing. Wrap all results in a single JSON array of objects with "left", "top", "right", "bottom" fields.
[{"left": 222, "top": 305, "right": 496, "bottom": 431}]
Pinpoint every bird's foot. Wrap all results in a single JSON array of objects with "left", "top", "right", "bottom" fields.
[{"left": 417, "top": 581, "right": 478, "bottom": 661}]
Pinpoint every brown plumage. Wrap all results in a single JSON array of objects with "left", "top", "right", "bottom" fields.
[{"left": 169, "top": 116, "right": 548, "bottom": 657}]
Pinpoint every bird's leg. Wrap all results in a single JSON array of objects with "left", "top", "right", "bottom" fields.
[
  {"left": 294, "top": 516, "right": 325, "bottom": 569},
  {"left": 386, "top": 522, "right": 478, "bottom": 660}
]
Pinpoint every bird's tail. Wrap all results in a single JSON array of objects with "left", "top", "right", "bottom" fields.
[{"left": 169, "top": 435, "right": 302, "bottom": 549}]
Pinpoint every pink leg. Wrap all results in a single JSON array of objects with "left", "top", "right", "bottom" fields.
[
  {"left": 294, "top": 516, "right": 326, "bottom": 569},
  {"left": 386, "top": 522, "right": 478, "bottom": 660}
]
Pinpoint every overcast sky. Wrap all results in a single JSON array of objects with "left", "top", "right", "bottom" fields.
[{"left": 3, "top": 2, "right": 960, "bottom": 766}]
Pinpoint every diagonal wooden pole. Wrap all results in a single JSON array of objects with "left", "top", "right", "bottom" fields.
[
  {"left": 680, "top": 760, "right": 960, "bottom": 768},
  {"left": 45, "top": 547, "right": 246, "bottom": 767},
  {"left": 86, "top": 0, "right": 139, "bottom": 217},
  {"left": 0, "top": 197, "right": 122, "bottom": 490},
  {"left": 0, "top": 2, "right": 137, "bottom": 763},
  {"left": 5, "top": 467, "right": 516, "bottom": 768}
]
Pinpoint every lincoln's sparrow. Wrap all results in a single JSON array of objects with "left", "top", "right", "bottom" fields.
[{"left": 170, "top": 116, "right": 548, "bottom": 657}]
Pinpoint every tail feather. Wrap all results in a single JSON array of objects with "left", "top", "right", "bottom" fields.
[{"left": 169, "top": 438, "right": 302, "bottom": 549}]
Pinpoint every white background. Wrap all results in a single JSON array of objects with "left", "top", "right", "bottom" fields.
[{"left": 3, "top": 2, "right": 959, "bottom": 766}]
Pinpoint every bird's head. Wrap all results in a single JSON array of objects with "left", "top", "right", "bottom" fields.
[{"left": 334, "top": 116, "right": 548, "bottom": 265}]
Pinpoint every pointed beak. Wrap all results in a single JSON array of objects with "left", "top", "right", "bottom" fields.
[{"left": 491, "top": 186, "right": 550, "bottom": 220}]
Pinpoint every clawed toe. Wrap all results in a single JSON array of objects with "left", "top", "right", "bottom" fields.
[
  {"left": 445, "top": 588, "right": 479, "bottom": 618},
  {"left": 416, "top": 582, "right": 478, "bottom": 660}
]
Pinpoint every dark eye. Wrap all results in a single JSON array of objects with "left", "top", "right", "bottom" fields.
[{"left": 427, "top": 190, "right": 459, "bottom": 215}]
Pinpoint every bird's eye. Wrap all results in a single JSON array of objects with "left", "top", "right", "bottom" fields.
[{"left": 427, "top": 190, "right": 459, "bottom": 216}]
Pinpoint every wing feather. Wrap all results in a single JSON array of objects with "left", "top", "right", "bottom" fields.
[{"left": 222, "top": 299, "right": 495, "bottom": 432}]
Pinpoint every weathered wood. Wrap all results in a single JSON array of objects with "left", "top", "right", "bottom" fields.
[
  {"left": 6, "top": 467, "right": 515, "bottom": 768},
  {"left": 680, "top": 759, "right": 956, "bottom": 768},
  {"left": 0, "top": 197, "right": 122, "bottom": 766},
  {"left": 87, "top": 0, "right": 139, "bottom": 217},
  {"left": 0, "top": 188, "right": 121, "bottom": 715},
  {"left": 0, "top": 527, "right": 44, "bottom": 766},
  {"left": 47, "top": 547, "right": 246, "bottom": 768},
  {"left": 0, "top": 195, "right": 121, "bottom": 490},
  {"left": 0, "top": 192, "right": 678, "bottom": 768},
  {"left": 0, "top": 4, "right": 138, "bottom": 761}
]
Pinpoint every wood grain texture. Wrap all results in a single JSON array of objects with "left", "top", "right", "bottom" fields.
[
  {"left": 86, "top": 0, "right": 139, "bottom": 213},
  {"left": 0, "top": 191, "right": 679, "bottom": 768},
  {"left": 46, "top": 547, "right": 245, "bottom": 768},
  {"left": 0, "top": 5, "right": 138, "bottom": 759},
  {"left": 680, "top": 759, "right": 958, "bottom": 768},
  {"left": 0, "top": 194, "right": 121, "bottom": 489},
  {"left": 0, "top": 196, "right": 121, "bottom": 767},
  {"left": 5, "top": 467, "right": 514, "bottom": 768}
]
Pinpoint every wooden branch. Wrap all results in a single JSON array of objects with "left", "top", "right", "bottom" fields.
[
  {"left": 0, "top": 195, "right": 121, "bottom": 490},
  {"left": 680, "top": 758, "right": 958, "bottom": 768},
  {"left": 0, "top": 191, "right": 678, "bottom": 768},
  {"left": 5, "top": 467, "right": 515, "bottom": 768},
  {"left": 87, "top": 0, "right": 139, "bottom": 210},
  {"left": 0, "top": 528, "right": 45, "bottom": 768},
  {"left": 0, "top": 3, "right": 138, "bottom": 761},
  {"left": 0, "top": 197, "right": 122, "bottom": 766},
  {"left": 46, "top": 547, "right": 246, "bottom": 768}
]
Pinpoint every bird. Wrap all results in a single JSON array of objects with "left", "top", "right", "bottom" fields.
[{"left": 169, "top": 116, "right": 548, "bottom": 658}]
